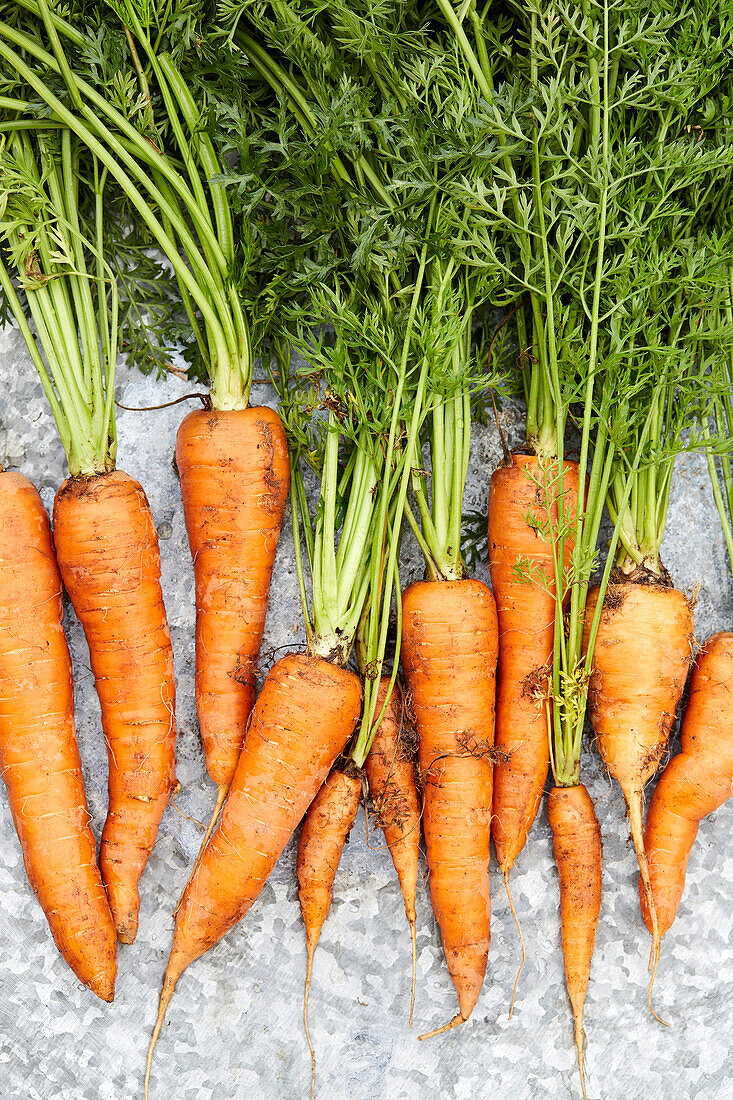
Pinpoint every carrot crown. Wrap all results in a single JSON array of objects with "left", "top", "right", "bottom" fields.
[{"left": 0, "top": 129, "right": 118, "bottom": 477}]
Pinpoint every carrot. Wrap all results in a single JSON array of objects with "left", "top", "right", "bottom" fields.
[
  {"left": 363, "top": 677, "right": 421, "bottom": 1025},
  {"left": 298, "top": 765, "right": 361, "bottom": 1096},
  {"left": 547, "top": 784, "right": 602, "bottom": 1100},
  {"left": 53, "top": 470, "right": 177, "bottom": 945},
  {"left": 176, "top": 407, "right": 290, "bottom": 850},
  {"left": 489, "top": 454, "right": 580, "bottom": 1003},
  {"left": 640, "top": 631, "right": 733, "bottom": 984},
  {"left": 401, "top": 578, "right": 498, "bottom": 1037},
  {"left": 0, "top": 471, "right": 117, "bottom": 1000},
  {"left": 145, "top": 653, "right": 362, "bottom": 1098},
  {"left": 583, "top": 577, "right": 693, "bottom": 1001}
]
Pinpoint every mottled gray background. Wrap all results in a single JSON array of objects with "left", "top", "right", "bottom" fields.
[{"left": 0, "top": 322, "right": 731, "bottom": 1100}]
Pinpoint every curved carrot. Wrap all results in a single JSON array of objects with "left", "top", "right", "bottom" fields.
[
  {"left": 583, "top": 579, "right": 692, "bottom": 987},
  {"left": 0, "top": 471, "right": 117, "bottom": 1000},
  {"left": 298, "top": 766, "right": 361, "bottom": 1097},
  {"left": 176, "top": 407, "right": 290, "bottom": 856},
  {"left": 401, "top": 579, "right": 498, "bottom": 1036},
  {"left": 145, "top": 653, "right": 362, "bottom": 1098},
  {"left": 363, "top": 677, "right": 421, "bottom": 1024},
  {"left": 489, "top": 455, "right": 579, "bottom": 875},
  {"left": 53, "top": 469, "right": 177, "bottom": 945},
  {"left": 641, "top": 631, "right": 733, "bottom": 980},
  {"left": 547, "top": 784, "right": 602, "bottom": 1100}
]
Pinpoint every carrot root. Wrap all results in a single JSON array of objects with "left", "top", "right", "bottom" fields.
[
  {"left": 504, "top": 869, "right": 526, "bottom": 1020},
  {"left": 304, "top": 939, "right": 316, "bottom": 1100},
  {"left": 418, "top": 1014, "right": 467, "bottom": 1041}
]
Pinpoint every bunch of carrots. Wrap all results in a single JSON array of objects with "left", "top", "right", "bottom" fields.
[{"left": 1, "top": 2, "right": 733, "bottom": 1098}]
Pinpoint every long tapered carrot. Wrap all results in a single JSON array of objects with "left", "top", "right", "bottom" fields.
[
  {"left": 547, "top": 784, "right": 602, "bottom": 1100},
  {"left": 363, "top": 677, "right": 421, "bottom": 1025},
  {"left": 401, "top": 579, "right": 498, "bottom": 1036},
  {"left": 640, "top": 631, "right": 733, "bottom": 988},
  {"left": 176, "top": 407, "right": 290, "bottom": 846},
  {"left": 489, "top": 455, "right": 579, "bottom": 874},
  {"left": 583, "top": 579, "right": 692, "bottom": 986},
  {"left": 145, "top": 652, "right": 362, "bottom": 1098},
  {"left": 52, "top": 469, "right": 177, "bottom": 945},
  {"left": 298, "top": 766, "right": 361, "bottom": 1097},
  {"left": 0, "top": 471, "right": 117, "bottom": 1000}
]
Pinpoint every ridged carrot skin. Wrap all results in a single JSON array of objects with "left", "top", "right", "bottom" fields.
[
  {"left": 547, "top": 784, "right": 602, "bottom": 1097},
  {"left": 641, "top": 631, "right": 733, "bottom": 937},
  {"left": 298, "top": 768, "right": 362, "bottom": 959},
  {"left": 176, "top": 408, "right": 290, "bottom": 790},
  {"left": 489, "top": 455, "right": 580, "bottom": 874},
  {"left": 0, "top": 472, "right": 117, "bottom": 1000},
  {"left": 402, "top": 579, "right": 498, "bottom": 1031},
  {"left": 364, "top": 678, "right": 420, "bottom": 934},
  {"left": 53, "top": 469, "right": 177, "bottom": 945},
  {"left": 146, "top": 653, "right": 363, "bottom": 1090},
  {"left": 583, "top": 580, "right": 692, "bottom": 947},
  {"left": 297, "top": 766, "right": 362, "bottom": 1096}
]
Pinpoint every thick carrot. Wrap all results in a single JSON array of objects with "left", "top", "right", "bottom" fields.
[
  {"left": 176, "top": 407, "right": 290, "bottom": 842},
  {"left": 298, "top": 766, "right": 361, "bottom": 1096},
  {"left": 401, "top": 579, "right": 498, "bottom": 1036},
  {"left": 0, "top": 471, "right": 117, "bottom": 1000},
  {"left": 583, "top": 578, "right": 692, "bottom": 988},
  {"left": 53, "top": 469, "right": 177, "bottom": 945},
  {"left": 363, "top": 677, "right": 421, "bottom": 1024},
  {"left": 489, "top": 455, "right": 579, "bottom": 875},
  {"left": 145, "top": 652, "right": 362, "bottom": 1097},
  {"left": 640, "top": 631, "right": 733, "bottom": 976},
  {"left": 547, "top": 784, "right": 602, "bottom": 1100}
]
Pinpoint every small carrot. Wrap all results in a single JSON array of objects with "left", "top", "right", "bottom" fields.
[
  {"left": 0, "top": 471, "right": 117, "bottom": 1000},
  {"left": 298, "top": 765, "right": 362, "bottom": 1097},
  {"left": 641, "top": 631, "right": 733, "bottom": 989},
  {"left": 583, "top": 578, "right": 693, "bottom": 992},
  {"left": 53, "top": 469, "right": 177, "bottom": 945},
  {"left": 176, "top": 407, "right": 290, "bottom": 850},
  {"left": 145, "top": 653, "right": 362, "bottom": 1098},
  {"left": 402, "top": 578, "right": 498, "bottom": 1037},
  {"left": 547, "top": 784, "right": 602, "bottom": 1100},
  {"left": 363, "top": 677, "right": 421, "bottom": 1025}
]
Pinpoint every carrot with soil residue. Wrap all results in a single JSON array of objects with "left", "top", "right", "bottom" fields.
[
  {"left": 641, "top": 631, "right": 733, "bottom": 990},
  {"left": 402, "top": 579, "right": 498, "bottom": 1036},
  {"left": 363, "top": 678, "right": 421, "bottom": 1025},
  {"left": 583, "top": 577, "right": 693, "bottom": 997},
  {"left": 0, "top": 471, "right": 117, "bottom": 1000},
  {"left": 298, "top": 766, "right": 361, "bottom": 1097}
]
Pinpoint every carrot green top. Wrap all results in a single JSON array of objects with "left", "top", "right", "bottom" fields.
[
  {"left": 0, "top": 1, "right": 253, "bottom": 410},
  {"left": 0, "top": 129, "right": 117, "bottom": 477}
]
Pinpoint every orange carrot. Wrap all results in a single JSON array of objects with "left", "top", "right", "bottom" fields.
[
  {"left": 298, "top": 766, "right": 361, "bottom": 1096},
  {"left": 641, "top": 631, "right": 733, "bottom": 982},
  {"left": 401, "top": 579, "right": 498, "bottom": 1036},
  {"left": 0, "top": 471, "right": 117, "bottom": 1000},
  {"left": 547, "top": 784, "right": 602, "bottom": 1100},
  {"left": 489, "top": 455, "right": 579, "bottom": 876},
  {"left": 363, "top": 677, "right": 421, "bottom": 1024},
  {"left": 145, "top": 653, "right": 362, "bottom": 1098},
  {"left": 53, "top": 469, "right": 177, "bottom": 945},
  {"left": 583, "top": 578, "right": 693, "bottom": 1000},
  {"left": 176, "top": 407, "right": 290, "bottom": 843},
  {"left": 489, "top": 455, "right": 579, "bottom": 1005}
]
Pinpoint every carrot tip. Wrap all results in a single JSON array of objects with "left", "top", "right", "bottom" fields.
[
  {"left": 144, "top": 982, "right": 174, "bottom": 1100},
  {"left": 408, "top": 919, "right": 417, "bottom": 1029},
  {"left": 418, "top": 1013, "right": 467, "bottom": 1041},
  {"left": 504, "top": 870, "right": 526, "bottom": 1020},
  {"left": 303, "top": 946, "right": 316, "bottom": 1100}
]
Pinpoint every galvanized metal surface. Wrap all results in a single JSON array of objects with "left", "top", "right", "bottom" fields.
[{"left": 0, "top": 323, "right": 731, "bottom": 1100}]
